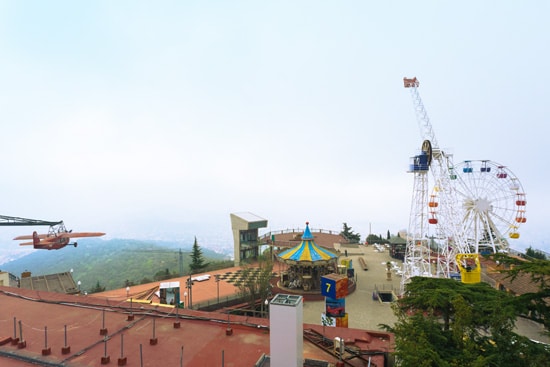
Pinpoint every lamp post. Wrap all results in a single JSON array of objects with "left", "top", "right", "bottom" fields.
[
  {"left": 126, "top": 286, "right": 130, "bottom": 298},
  {"left": 77, "top": 281, "right": 81, "bottom": 294},
  {"left": 264, "top": 299, "right": 269, "bottom": 318},
  {"left": 215, "top": 274, "right": 220, "bottom": 305},
  {"left": 183, "top": 292, "right": 188, "bottom": 309},
  {"left": 186, "top": 275, "right": 193, "bottom": 309}
]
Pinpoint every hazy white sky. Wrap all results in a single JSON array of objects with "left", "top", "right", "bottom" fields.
[{"left": 0, "top": 1, "right": 548, "bottom": 252}]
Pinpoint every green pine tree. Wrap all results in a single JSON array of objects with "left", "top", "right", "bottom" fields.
[
  {"left": 340, "top": 223, "right": 361, "bottom": 243},
  {"left": 189, "top": 236, "right": 209, "bottom": 274},
  {"left": 90, "top": 281, "right": 105, "bottom": 293}
]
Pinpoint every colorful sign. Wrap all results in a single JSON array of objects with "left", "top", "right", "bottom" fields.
[
  {"left": 340, "top": 259, "right": 352, "bottom": 269},
  {"left": 325, "top": 297, "right": 346, "bottom": 317},
  {"left": 321, "top": 274, "right": 348, "bottom": 299},
  {"left": 336, "top": 313, "right": 348, "bottom": 328},
  {"left": 321, "top": 313, "right": 336, "bottom": 327}
]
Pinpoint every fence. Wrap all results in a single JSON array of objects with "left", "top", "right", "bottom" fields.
[
  {"left": 259, "top": 228, "right": 341, "bottom": 241},
  {"left": 190, "top": 293, "right": 246, "bottom": 312}
]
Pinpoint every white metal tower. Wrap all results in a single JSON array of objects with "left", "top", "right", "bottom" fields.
[
  {"left": 400, "top": 78, "right": 470, "bottom": 293},
  {"left": 401, "top": 143, "right": 432, "bottom": 289}
]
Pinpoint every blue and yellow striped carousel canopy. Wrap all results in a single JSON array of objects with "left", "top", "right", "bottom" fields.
[{"left": 277, "top": 224, "right": 337, "bottom": 263}]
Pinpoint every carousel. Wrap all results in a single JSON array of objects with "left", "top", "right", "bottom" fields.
[{"left": 276, "top": 222, "right": 339, "bottom": 292}]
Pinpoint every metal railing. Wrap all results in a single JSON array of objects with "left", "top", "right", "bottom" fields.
[
  {"left": 190, "top": 293, "right": 245, "bottom": 311},
  {"left": 259, "top": 228, "right": 341, "bottom": 241}
]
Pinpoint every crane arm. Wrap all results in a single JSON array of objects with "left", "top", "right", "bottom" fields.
[
  {"left": 403, "top": 77, "right": 440, "bottom": 149},
  {"left": 0, "top": 215, "right": 63, "bottom": 227}
]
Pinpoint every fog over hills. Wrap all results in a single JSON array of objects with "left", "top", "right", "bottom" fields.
[{"left": 0, "top": 238, "right": 230, "bottom": 292}]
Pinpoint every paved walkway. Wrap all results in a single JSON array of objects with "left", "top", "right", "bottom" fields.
[
  {"left": 303, "top": 244, "right": 550, "bottom": 345},
  {"left": 302, "top": 244, "right": 400, "bottom": 331}
]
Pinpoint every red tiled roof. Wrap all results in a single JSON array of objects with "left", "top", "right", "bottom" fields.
[
  {"left": 480, "top": 257, "right": 542, "bottom": 295},
  {"left": 0, "top": 230, "right": 393, "bottom": 366},
  {"left": 0, "top": 286, "right": 392, "bottom": 366}
]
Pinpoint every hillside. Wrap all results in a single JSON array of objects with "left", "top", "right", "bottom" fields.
[{"left": 0, "top": 238, "right": 231, "bottom": 292}]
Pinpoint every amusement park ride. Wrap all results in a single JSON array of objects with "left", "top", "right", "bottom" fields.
[
  {"left": 400, "top": 77, "right": 527, "bottom": 292},
  {"left": 1, "top": 215, "right": 104, "bottom": 250}
]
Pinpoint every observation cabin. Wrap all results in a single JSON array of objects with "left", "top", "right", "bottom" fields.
[
  {"left": 409, "top": 151, "right": 430, "bottom": 172},
  {"left": 230, "top": 212, "right": 268, "bottom": 266},
  {"left": 456, "top": 253, "right": 481, "bottom": 284}
]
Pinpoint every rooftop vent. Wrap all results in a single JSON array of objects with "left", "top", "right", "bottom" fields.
[{"left": 271, "top": 294, "right": 302, "bottom": 306}]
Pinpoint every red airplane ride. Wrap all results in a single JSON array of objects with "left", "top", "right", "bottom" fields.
[{"left": 14, "top": 223, "right": 105, "bottom": 250}]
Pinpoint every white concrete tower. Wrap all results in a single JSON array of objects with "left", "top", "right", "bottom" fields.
[{"left": 269, "top": 294, "right": 303, "bottom": 367}]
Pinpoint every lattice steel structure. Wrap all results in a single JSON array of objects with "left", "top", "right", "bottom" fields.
[{"left": 401, "top": 78, "right": 469, "bottom": 293}]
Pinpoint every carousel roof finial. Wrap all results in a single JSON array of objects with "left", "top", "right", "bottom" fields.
[{"left": 302, "top": 222, "right": 314, "bottom": 240}]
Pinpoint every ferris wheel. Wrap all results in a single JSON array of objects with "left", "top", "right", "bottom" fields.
[
  {"left": 401, "top": 78, "right": 528, "bottom": 292},
  {"left": 439, "top": 159, "right": 526, "bottom": 254}
]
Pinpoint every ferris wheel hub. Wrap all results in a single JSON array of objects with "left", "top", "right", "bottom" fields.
[{"left": 474, "top": 198, "right": 492, "bottom": 213}]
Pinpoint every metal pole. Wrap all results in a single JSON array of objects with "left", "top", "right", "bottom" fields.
[
  {"left": 64, "top": 325, "right": 68, "bottom": 347},
  {"left": 189, "top": 276, "right": 193, "bottom": 309},
  {"left": 44, "top": 326, "right": 48, "bottom": 348},
  {"left": 120, "top": 333, "right": 124, "bottom": 358},
  {"left": 18, "top": 320, "right": 23, "bottom": 341},
  {"left": 179, "top": 249, "right": 184, "bottom": 277},
  {"left": 180, "top": 346, "right": 183, "bottom": 367},
  {"left": 222, "top": 350, "right": 225, "bottom": 367},
  {"left": 216, "top": 275, "right": 220, "bottom": 305},
  {"left": 140, "top": 344, "right": 143, "bottom": 367},
  {"left": 13, "top": 317, "right": 16, "bottom": 339},
  {"left": 102, "top": 309, "right": 105, "bottom": 329}
]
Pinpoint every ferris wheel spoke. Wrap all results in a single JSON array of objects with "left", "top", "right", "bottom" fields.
[{"left": 487, "top": 208, "right": 515, "bottom": 231}]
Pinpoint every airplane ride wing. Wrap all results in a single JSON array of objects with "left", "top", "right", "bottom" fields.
[
  {"left": 18, "top": 241, "right": 35, "bottom": 246},
  {"left": 58, "top": 232, "right": 106, "bottom": 239},
  {"left": 13, "top": 233, "right": 49, "bottom": 240}
]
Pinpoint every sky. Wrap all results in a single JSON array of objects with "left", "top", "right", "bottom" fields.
[{"left": 0, "top": 1, "right": 548, "bottom": 255}]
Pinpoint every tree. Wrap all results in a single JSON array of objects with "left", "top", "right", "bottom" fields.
[
  {"left": 340, "top": 223, "right": 360, "bottom": 243},
  {"left": 90, "top": 281, "right": 105, "bottom": 293},
  {"left": 382, "top": 277, "right": 550, "bottom": 366},
  {"left": 189, "top": 236, "right": 209, "bottom": 274},
  {"left": 490, "top": 253, "right": 550, "bottom": 334},
  {"left": 525, "top": 246, "right": 547, "bottom": 260},
  {"left": 236, "top": 255, "right": 273, "bottom": 316},
  {"left": 366, "top": 233, "right": 388, "bottom": 245},
  {"left": 154, "top": 268, "right": 174, "bottom": 281},
  {"left": 140, "top": 277, "right": 152, "bottom": 284}
]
